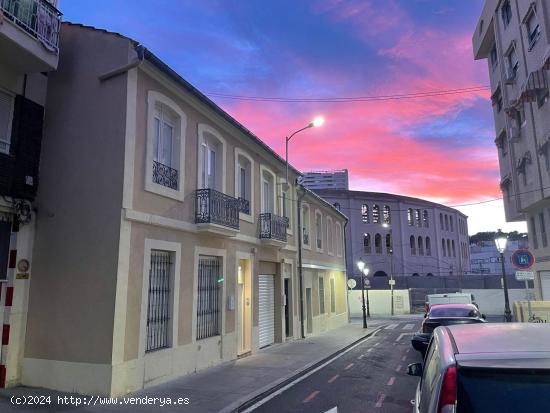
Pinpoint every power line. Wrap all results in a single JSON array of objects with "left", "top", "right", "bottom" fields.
[{"left": 206, "top": 85, "right": 490, "bottom": 103}]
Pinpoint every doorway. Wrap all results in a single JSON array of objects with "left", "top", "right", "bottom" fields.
[
  {"left": 284, "top": 278, "right": 292, "bottom": 337},
  {"left": 237, "top": 259, "right": 252, "bottom": 355},
  {"left": 306, "top": 288, "right": 313, "bottom": 334}
]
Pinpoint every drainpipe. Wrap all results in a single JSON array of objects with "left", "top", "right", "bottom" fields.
[
  {"left": 343, "top": 218, "right": 350, "bottom": 323},
  {"left": 98, "top": 43, "right": 145, "bottom": 81},
  {"left": 296, "top": 184, "right": 306, "bottom": 339}
]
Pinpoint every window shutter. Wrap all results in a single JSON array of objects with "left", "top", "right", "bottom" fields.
[{"left": 0, "top": 91, "right": 13, "bottom": 147}]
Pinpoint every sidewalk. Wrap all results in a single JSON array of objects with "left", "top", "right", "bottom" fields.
[{"left": 0, "top": 323, "right": 380, "bottom": 412}]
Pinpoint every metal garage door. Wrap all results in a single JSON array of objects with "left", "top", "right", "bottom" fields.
[
  {"left": 540, "top": 272, "right": 550, "bottom": 300},
  {"left": 258, "top": 274, "right": 275, "bottom": 348}
]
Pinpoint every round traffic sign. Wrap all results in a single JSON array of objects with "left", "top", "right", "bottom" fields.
[
  {"left": 347, "top": 279, "right": 357, "bottom": 289},
  {"left": 511, "top": 249, "right": 535, "bottom": 270}
]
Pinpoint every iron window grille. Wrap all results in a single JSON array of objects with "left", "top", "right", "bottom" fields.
[
  {"left": 197, "top": 256, "right": 222, "bottom": 340},
  {"left": 146, "top": 250, "right": 172, "bottom": 352},
  {"left": 238, "top": 197, "right": 250, "bottom": 215},
  {"left": 195, "top": 188, "right": 239, "bottom": 230},
  {"left": 259, "top": 213, "right": 288, "bottom": 242},
  {"left": 153, "top": 160, "right": 179, "bottom": 190}
]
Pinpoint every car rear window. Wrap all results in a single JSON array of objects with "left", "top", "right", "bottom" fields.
[
  {"left": 430, "top": 307, "right": 478, "bottom": 318},
  {"left": 457, "top": 367, "right": 550, "bottom": 412}
]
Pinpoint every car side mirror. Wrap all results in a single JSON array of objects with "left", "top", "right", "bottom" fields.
[{"left": 407, "top": 362, "right": 423, "bottom": 377}]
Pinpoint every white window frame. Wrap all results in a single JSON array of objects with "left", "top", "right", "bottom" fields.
[
  {"left": 234, "top": 148, "right": 255, "bottom": 223},
  {"left": 326, "top": 216, "right": 334, "bottom": 256},
  {"left": 302, "top": 202, "right": 311, "bottom": 250},
  {"left": 197, "top": 123, "right": 227, "bottom": 193},
  {"left": 315, "top": 210, "right": 323, "bottom": 252},
  {"left": 260, "top": 165, "right": 276, "bottom": 214},
  {"left": 0, "top": 88, "right": 14, "bottom": 155},
  {"left": 145, "top": 91, "right": 186, "bottom": 201},
  {"left": 524, "top": 5, "right": 540, "bottom": 50}
]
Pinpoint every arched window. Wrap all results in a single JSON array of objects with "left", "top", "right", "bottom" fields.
[
  {"left": 412, "top": 273, "right": 420, "bottom": 277},
  {"left": 410, "top": 235, "right": 416, "bottom": 255},
  {"left": 445, "top": 215, "right": 449, "bottom": 231},
  {"left": 427, "top": 272, "right": 434, "bottom": 277},
  {"left": 442, "top": 239, "right": 446, "bottom": 256},
  {"left": 363, "top": 233, "right": 371, "bottom": 254},
  {"left": 375, "top": 233, "right": 382, "bottom": 254},
  {"left": 415, "top": 209, "right": 421, "bottom": 227},
  {"left": 447, "top": 239, "right": 451, "bottom": 256},
  {"left": 452, "top": 240, "right": 456, "bottom": 257},
  {"left": 383, "top": 205, "right": 391, "bottom": 224},
  {"left": 374, "top": 270, "right": 388, "bottom": 277},
  {"left": 386, "top": 233, "right": 392, "bottom": 254},
  {"left": 408, "top": 208, "right": 414, "bottom": 226},
  {"left": 450, "top": 216, "right": 454, "bottom": 232},
  {"left": 372, "top": 205, "right": 380, "bottom": 223},
  {"left": 423, "top": 210, "right": 429, "bottom": 227},
  {"left": 440, "top": 213, "right": 444, "bottom": 230},
  {"left": 361, "top": 204, "right": 369, "bottom": 223},
  {"left": 426, "top": 237, "right": 432, "bottom": 256},
  {"left": 418, "top": 236, "right": 424, "bottom": 255}
]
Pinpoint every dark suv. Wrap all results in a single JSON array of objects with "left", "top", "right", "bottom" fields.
[{"left": 407, "top": 323, "right": 550, "bottom": 412}]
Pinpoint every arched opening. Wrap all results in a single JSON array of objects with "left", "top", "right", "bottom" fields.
[
  {"left": 412, "top": 273, "right": 420, "bottom": 277},
  {"left": 410, "top": 235, "right": 416, "bottom": 255},
  {"left": 363, "top": 233, "right": 371, "bottom": 254},
  {"left": 418, "top": 236, "right": 424, "bottom": 256},
  {"left": 373, "top": 270, "right": 388, "bottom": 277},
  {"left": 426, "top": 273, "right": 434, "bottom": 277},
  {"left": 375, "top": 233, "right": 382, "bottom": 254}
]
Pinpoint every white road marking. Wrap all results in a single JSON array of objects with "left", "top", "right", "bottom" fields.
[
  {"left": 395, "top": 364, "right": 402, "bottom": 372},
  {"left": 387, "top": 376, "right": 395, "bottom": 386},
  {"left": 323, "top": 407, "right": 338, "bottom": 413},
  {"left": 396, "top": 332, "right": 415, "bottom": 342},
  {"left": 303, "top": 390, "right": 320, "bottom": 403},
  {"left": 344, "top": 363, "right": 354, "bottom": 370},
  {"left": 367, "top": 348, "right": 373, "bottom": 352},
  {"left": 385, "top": 323, "right": 399, "bottom": 330},
  {"left": 401, "top": 355, "right": 407, "bottom": 361},
  {"left": 406, "top": 348, "right": 411, "bottom": 353},
  {"left": 358, "top": 354, "right": 365, "bottom": 360},
  {"left": 403, "top": 323, "right": 415, "bottom": 330},
  {"left": 375, "top": 393, "right": 386, "bottom": 408},
  {"left": 240, "top": 327, "right": 384, "bottom": 413},
  {"left": 328, "top": 374, "right": 340, "bottom": 384}
]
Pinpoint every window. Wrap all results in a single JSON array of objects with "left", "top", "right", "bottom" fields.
[
  {"left": 492, "top": 88, "right": 503, "bottom": 112},
  {"left": 410, "top": 235, "right": 416, "bottom": 255},
  {"left": 375, "top": 233, "right": 382, "bottom": 254},
  {"left": 330, "top": 278, "right": 336, "bottom": 313},
  {"left": 364, "top": 233, "right": 371, "bottom": 254},
  {"left": 501, "top": 0, "right": 512, "bottom": 27},
  {"left": 302, "top": 204, "right": 311, "bottom": 246},
  {"left": 517, "top": 106, "right": 526, "bottom": 128},
  {"left": 415, "top": 209, "right": 421, "bottom": 227},
  {"left": 372, "top": 205, "right": 380, "bottom": 223},
  {"left": 541, "top": 213, "right": 548, "bottom": 248},
  {"left": 442, "top": 239, "right": 446, "bottom": 256},
  {"left": 450, "top": 216, "right": 454, "bottom": 232},
  {"left": 336, "top": 222, "right": 343, "bottom": 257},
  {"left": 146, "top": 91, "right": 186, "bottom": 200},
  {"left": 319, "top": 276, "right": 325, "bottom": 314},
  {"left": 445, "top": 215, "right": 449, "bottom": 231},
  {"left": 526, "top": 9, "right": 540, "bottom": 49},
  {"left": 260, "top": 167, "right": 275, "bottom": 213},
  {"left": 408, "top": 208, "right": 414, "bottom": 226},
  {"left": 197, "top": 255, "right": 222, "bottom": 340},
  {"left": 280, "top": 183, "right": 292, "bottom": 231},
  {"left": 383, "top": 205, "right": 391, "bottom": 224},
  {"left": 0, "top": 89, "right": 14, "bottom": 154},
  {"left": 316, "top": 212, "right": 323, "bottom": 250},
  {"left": 146, "top": 250, "right": 173, "bottom": 351},
  {"left": 327, "top": 217, "right": 334, "bottom": 254},
  {"left": 440, "top": 213, "right": 444, "bottom": 230},
  {"left": 426, "top": 237, "right": 432, "bottom": 256},
  {"left": 490, "top": 44, "right": 498, "bottom": 68},
  {"left": 418, "top": 236, "right": 424, "bottom": 256},
  {"left": 235, "top": 150, "right": 254, "bottom": 218},
  {"left": 361, "top": 204, "right": 369, "bottom": 223},
  {"left": 423, "top": 210, "right": 429, "bottom": 227},
  {"left": 447, "top": 239, "right": 451, "bottom": 257},
  {"left": 452, "top": 240, "right": 456, "bottom": 257},
  {"left": 505, "top": 45, "right": 519, "bottom": 81},
  {"left": 199, "top": 124, "right": 226, "bottom": 192},
  {"left": 386, "top": 233, "right": 392, "bottom": 254}
]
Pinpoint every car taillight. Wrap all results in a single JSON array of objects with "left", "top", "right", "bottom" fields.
[{"left": 437, "top": 366, "right": 457, "bottom": 413}]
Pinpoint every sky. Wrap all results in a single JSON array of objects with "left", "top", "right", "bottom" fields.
[{"left": 61, "top": 0, "right": 527, "bottom": 235}]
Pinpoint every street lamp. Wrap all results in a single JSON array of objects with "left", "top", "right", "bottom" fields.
[
  {"left": 285, "top": 116, "right": 325, "bottom": 186},
  {"left": 363, "top": 267, "right": 371, "bottom": 318},
  {"left": 357, "top": 259, "right": 368, "bottom": 328},
  {"left": 382, "top": 223, "right": 395, "bottom": 316},
  {"left": 495, "top": 229, "right": 512, "bottom": 322}
]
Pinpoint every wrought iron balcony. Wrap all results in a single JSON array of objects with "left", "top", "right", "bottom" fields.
[
  {"left": 195, "top": 188, "right": 239, "bottom": 230},
  {"left": 259, "top": 213, "right": 288, "bottom": 243},
  {"left": 238, "top": 197, "right": 250, "bottom": 215},
  {"left": 153, "top": 160, "right": 178, "bottom": 190},
  {"left": 302, "top": 229, "right": 309, "bottom": 246},
  {"left": 1, "top": 0, "right": 62, "bottom": 52}
]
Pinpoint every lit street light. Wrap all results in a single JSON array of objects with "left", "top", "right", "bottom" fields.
[
  {"left": 357, "top": 259, "right": 368, "bottom": 328},
  {"left": 495, "top": 229, "right": 512, "bottom": 322}
]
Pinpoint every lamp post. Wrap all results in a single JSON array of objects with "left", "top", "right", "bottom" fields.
[
  {"left": 363, "top": 268, "right": 371, "bottom": 318},
  {"left": 495, "top": 229, "right": 512, "bottom": 322},
  {"left": 285, "top": 116, "right": 324, "bottom": 187},
  {"left": 357, "top": 259, "right": 368, "bottom": 328},
  {"left": 383, "top": 223, "right": 395, "bottom": 316}
]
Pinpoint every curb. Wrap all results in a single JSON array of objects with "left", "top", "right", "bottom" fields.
[{"left": 221, "top": 326, "right": 384, "bottom": 413}]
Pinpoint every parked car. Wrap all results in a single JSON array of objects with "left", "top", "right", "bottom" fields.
[
  {"left": 425, "top": 293, "right": 477, "bottom": 313},
  {"left": 411, "top": 304, "right": 485, "bottom": 356},
  {"left": 407, "top": 323, "right": 550, "bottom": 413}
]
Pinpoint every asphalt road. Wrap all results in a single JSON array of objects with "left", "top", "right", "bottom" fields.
[{"left": 249, "top": 317, "right": 423, "bottom": 413}]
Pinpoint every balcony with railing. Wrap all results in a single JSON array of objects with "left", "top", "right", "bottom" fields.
[
  {"left": 259, "top": 213, "right": 288, "bottom": 245},
  {"left": 195, "top": 188, "right": 240, "bottom": 236},
  {"left": 238, "top": 197, "right": 250, "bottom": 215},
  {"left": 0, "top": 0, "right": 61, "bottom": 71},
  {"left": 152, "top": 160, "right": 178, "bottom": 190}
]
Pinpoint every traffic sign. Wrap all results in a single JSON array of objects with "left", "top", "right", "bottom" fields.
[
  {"left": 389, "top": 279, "right": 396, "bottom": 286},
  {"left": 347, "top": 279, "right": 357, "bottom": 289},
  {"left": 364, "top": 278, "right": 371, "bottom": 287},
  {"left": 515, "top": 270, "right": 535, "bottom": 281},
  {"left": 511, "top": 249, "right": 535, "bottom": 270}
]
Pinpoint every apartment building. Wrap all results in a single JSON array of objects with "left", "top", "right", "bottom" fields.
[
  {"left": 0, "top": 0, "right": 61, "bottom": 388},
  {"left": 301, "top": 169, "right": 349, "bottom": 190},
  {"left": 470, "top": 238, "right": 529, "bottom": 275},
  {"left": 313, "top": 190, "right": 470, "bottom": 285},
  {"left": 474, "top": 0, "right": 550, "bottom": 299},
  {"left": 19, "top": 23, "right": 348, "bottom": 396}
]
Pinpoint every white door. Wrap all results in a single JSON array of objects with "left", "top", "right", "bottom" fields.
[
  {"left": 540, "top": 271, "right": 550, "bottom": 300},
  {"left": 258, "top": 274, "right": 275, "bottom": 348}
]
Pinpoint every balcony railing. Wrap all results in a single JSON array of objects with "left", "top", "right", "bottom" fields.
[
  {"left": 1, "top": 0, "right": 62, "bottom": 52},
  {"left": 238, "top": 197, "right": 250, "bottom": 215},
  {"left": 259, "top": 213, "right": 288, "bottom": 242},
  {"left": 152, "top": 160, "right": 178, "bottom": 190},
  {"left": 302, "top": 229, "right": 309, "bottom": 246},
  {"left": 195, "top": 188, "right": 239, "bottom": 230}
]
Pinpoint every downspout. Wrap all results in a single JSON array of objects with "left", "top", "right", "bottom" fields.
[
  {"left": 343, "top": 218, "right": 350, "bottom": 323},
  {"left": 98, "top": 43, "right": 145, "bottom": 81},
  {"left": 296, "top": 184, "right": 306, "bottom": 339}
]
